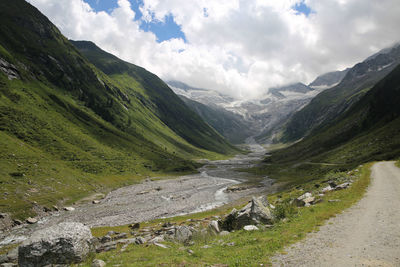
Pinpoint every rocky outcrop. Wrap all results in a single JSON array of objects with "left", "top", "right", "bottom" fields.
[
  {"left": 221, "top": 196, "right": 273, "bottom": 231},
  {"left": 18, "top": 222, "right": 93, "bottom": 266},
  {"left": 0, "top": 58, "right": 19, "bottom": 80},
  {"left": 174, "top": 226, "right": 193, "bottom": 244},
  {"left": 294, "top": 192, "right": 315, "bottom": 207}
]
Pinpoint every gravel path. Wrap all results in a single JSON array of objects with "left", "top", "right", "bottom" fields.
[{"left": 272, "top": 161, "right": 400, "bottom": 267}]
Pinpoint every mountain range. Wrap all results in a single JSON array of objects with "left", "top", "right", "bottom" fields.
[{"left": 168, "top": 69, "right": 346, "bottom": 144}]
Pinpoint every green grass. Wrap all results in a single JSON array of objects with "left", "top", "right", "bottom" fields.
[{"left": 83, "top": 163, "right": 372, "bottom": 266}]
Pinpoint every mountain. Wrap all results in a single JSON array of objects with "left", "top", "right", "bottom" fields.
[
  {"left": 168, "top": 81, "right": 325, "bottom": 144},
  {"left": 71, "top": 41, "right": 236, "bottom": 154},
  {"left": 267, "top": 63, "right": 400, "bottom": 167},
  {"left": 281, "top": 43, "right": 400, "bottom": 142},
  {"left": 309, "top": 69, "right": 349, "bottom": 89},
  {"left": 0, "top": 0, "right": 236, "bottom": 219},
  {"left": 178, "top": 95, "right": 253, "bottom": 144},
  {"left": 270, "top": 83, "right": 313, "bottom": 96}
]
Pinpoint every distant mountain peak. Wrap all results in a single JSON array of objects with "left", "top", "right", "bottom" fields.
[{"left": 309, "top": 69, "right": 350, "bottom": 89}]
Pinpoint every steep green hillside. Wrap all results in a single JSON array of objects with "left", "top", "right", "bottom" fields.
[
  {"left": 282, "top": 45, "right": 400, "bottom": 142},
  {"left": 71, "top": 41, "right": 237, "bottom": 154},
  {"left": 178, "top": 95, "right": 253, "bottom": 144},
  {"left": 0, "top": 0, "right": 235, "bottom": 219},
  {"left": 251, "top": 64, "right": 400, "bottom": 186}
]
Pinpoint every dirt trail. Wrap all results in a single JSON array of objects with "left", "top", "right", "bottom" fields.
[{"left": 272, "top": 161, "right": 400, "bottom": 267}]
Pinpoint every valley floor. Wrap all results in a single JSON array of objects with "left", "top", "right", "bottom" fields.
[
  {"left": 272, "top": 161, "right": 400, "bottom": 267},
  {"left": 0, "top": 138, "right": 278, "bottom": 247}
]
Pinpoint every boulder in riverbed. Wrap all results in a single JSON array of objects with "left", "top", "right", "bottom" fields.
[{"left": 18, "top": 222, "right": 93, "bottom": 266}]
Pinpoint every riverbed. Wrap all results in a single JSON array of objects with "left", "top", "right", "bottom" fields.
[{"left": 0, "top": 138, "right": 276, "bottom": 246}]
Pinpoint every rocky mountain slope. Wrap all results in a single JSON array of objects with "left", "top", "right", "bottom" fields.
[
  {"left": 268, "top": 62, "right": 400, "bottom": 166},
  {"left": 308, "top": 68, "right": 350, "bottom": 89},
  {"left": 168, "top": 81, "right": 328, "bottom": 143},
  {"left": 0, "top": 0, "right": 236, "bottom": 219},
  {"left": 282, "top": 43, "right": 400, "bottom": 142}
]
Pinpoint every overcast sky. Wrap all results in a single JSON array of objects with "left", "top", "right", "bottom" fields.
[{"left": 28, "top": 0, "right": 400, "bottom": 99}]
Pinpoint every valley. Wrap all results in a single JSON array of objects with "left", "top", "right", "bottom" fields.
[
  {"left": 0, "top": 137, "right": 278, "bottom": 247},
  {"left": 1, "top": 0, "right": 400, "bottom": 266}
]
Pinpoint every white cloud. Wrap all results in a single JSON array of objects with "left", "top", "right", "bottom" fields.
[{"left": 28, "top": 0, "right": 400, "bottom": 99}]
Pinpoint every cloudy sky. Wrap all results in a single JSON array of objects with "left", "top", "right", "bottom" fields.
[{"left": 28, "top": 0, "right": 400, "bottom": 99}]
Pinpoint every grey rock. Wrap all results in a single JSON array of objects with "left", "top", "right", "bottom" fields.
[
  {"left": 6, "top": 248, "right": 17, "bottom": 262},
  {"left": 174, "top": 226, "right": 193, "bottom": 244},
  {"left": 92, "top": 259, "right": 106, "bottom": 267},
  {"left": 100, "top": 235, "right": 112, "bottom": 243},
  {"left": 129, "top": 223, "right": 140, "bottom": 230},
  {"left": 0, "top": 213, "right": 12, "bottom": 232},
  {"left": 1, "top": 263, "right": 17, "bottom": 267},
  {"left": 154, "top": 243, "right": 169, "bottom": 249},
  {"left": 92, "top": 200, "right": 100, "bottom": 204},
  {"left": 43, "top": 206, "right": 51, "bottom": 212},
  {"left": 113, "top": 233, "right": 127, "bottom": 240},
  {"left": 221, "top": 196, "right": 273, "bottom": 231},
  {"left": 328, "top": 181, "right": 337, "bottom": 188},
  {"left": 208, "top": 220, "right": 220, "bottom": 233},
  {"left": 0, "top": 58, "right": 19, "bottom": 80},
  {"left": 63, "top": 206, "right": 75, "bottom": 211},
  {"left": 0, "top": 254, "right": 7, "bottom": 264},
  {"left": 134, "top": 237, "right": 146, "bottom": 244},
  {"left": 149, "top": 235, "right": 164, "bottom": 244},
  {"left": 321, "top": 185, "right": 334, "bottom": 193},
  {"left": 12, "top": 219, "right": 22, "bottom": 226},
  {"left": 244, "top": 225, "right": 259, "bottom": 231},
  {"left": 96, "top": 242, "right": 117, "bottom": 253},
  {"left": 335, "top": 182, "right": 351, "bottom": 190},
  {"left": 219, "top": 231, "right": 230, "bottom": 236},
  {"left": 26, "top": 217, "right": 37, "bottom": 224},
  {"left": 18, "top": 222, "right": 93, "bottom": 266},
  {"left": 106, "top": 231, "right": 117, "bottom": 236},
  {"left": 294, "top": 193, "right": 315, "bottom": 207}
]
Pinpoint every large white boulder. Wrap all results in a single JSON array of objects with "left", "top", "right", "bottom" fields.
[{"left": 18, "top": 222, "right": 93, "bottom": 266}]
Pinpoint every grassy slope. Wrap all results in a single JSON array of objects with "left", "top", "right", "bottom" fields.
[
  {"left": 0, "top": 0, "right": 236, "bottom": 219},
  {"left": 82, "top": 164, "right": 371, "bottom": 266},
  {"left": 71, "top": 41, "right": 238, "bottom": 154},
  {"left": 178, "top": 95, "right": 252, "bottom": 144}
]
